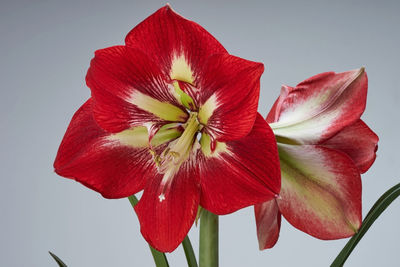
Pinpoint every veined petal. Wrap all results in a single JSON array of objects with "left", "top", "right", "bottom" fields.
[
  {"left": 255, "top": 200, "right": 281, "bottom": 250},
  {"left": 270, "top": 68, "right": 367, "bottom": 144},
  {"left": 135, "top": 159, "right": 200, "bottom": 252},
  {"left": 88, "top": 46, "right": 181, "bottom": 105},
  {"left": 277, "top": 144, "right": 362, "bottom": 239},
  {"left": 90, "top": 85, "right": 160, "bottom": 133},
  {"left": 125, "top": 5, "right": 227, "bottom": 83},
  {"left": 54, "top": 99, "right": 157, "bottom": 198},
  {"left": 198, "top": 54, "right": 264, "bottom": 142},
  {"left": 86, "top": 46, "right": 188, "bottom": 132},
  {"left": 199, "top": 114, "right": 280, "bottom": 215},
  {"left": 322, "top": 119, "right": 379, "bottom": 173}
]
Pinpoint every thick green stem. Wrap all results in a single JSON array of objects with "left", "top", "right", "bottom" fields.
[
  {"left": 128, "top": 195, "right": 169, "bottom": 267},
  {"left": 199, "top": 209, "right": 219, "bottom": 267}
]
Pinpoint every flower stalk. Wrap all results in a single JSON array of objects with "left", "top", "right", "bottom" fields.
[
  {"left": 128, "top": 195, "right": 169, "bottom": 267},
  {"left": 199, "top": 209, "right": 219, "bottom": 267},
  {"left": 182, "top": 236, "right": 198, "bottom": 267}
]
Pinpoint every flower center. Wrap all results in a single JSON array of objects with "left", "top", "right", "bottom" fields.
[{"left": 154, "top": 112, "right": 201, "bottom": 176}]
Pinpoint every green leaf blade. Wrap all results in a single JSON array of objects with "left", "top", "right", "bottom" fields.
[
  {"left": 331, "top": 182, "right": 400, "bottom": 267},
  {"left": 49, "top": 251, "right": 68, "bottom": 267}
]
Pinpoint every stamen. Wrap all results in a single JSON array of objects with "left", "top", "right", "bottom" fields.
[{"left": 154, "top": 112, "right": 200, "bottom": 177}]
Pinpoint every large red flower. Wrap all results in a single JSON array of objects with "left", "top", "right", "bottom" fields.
[
  {"left": 255, "top": 68, "right": 379, "bottom": 249},
  {"left": 54, "top": 6, "right": 281, "bottom": 252}
]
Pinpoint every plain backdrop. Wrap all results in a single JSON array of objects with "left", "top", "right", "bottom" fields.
[{"left": 1, "top": 0, "right": 399, "bottom": 266}]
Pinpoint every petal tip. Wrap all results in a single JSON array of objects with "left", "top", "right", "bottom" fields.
[
  {"left": 352, "top": 66, "right": 367, "bottom": 80},
  {"left": 164, "top": 3, "right": 174, "bottom": 13},
  {"left": 161, "top": 3, "right": 187, "bottom": 21},
  {"left": 254, "top": 61, "right": 265, "bottom": 76},
  {"left": 258, "top": 241, "right": 277, "bottom": 250},
  {"left": 356, "top": 66, "right": 366, "bottom": 78}
]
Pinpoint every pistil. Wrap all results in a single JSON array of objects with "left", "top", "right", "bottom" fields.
[{"left": 156, "top": 112, "right": 200, "bottom": 176}]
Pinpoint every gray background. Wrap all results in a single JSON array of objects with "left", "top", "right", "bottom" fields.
[{"left": 1, "top": 0, "right": 399, "bottom": 266}]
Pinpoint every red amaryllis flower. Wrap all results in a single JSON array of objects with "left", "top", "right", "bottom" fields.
[
  {"left": 255, "top": 68, "right": 379, "bottom": 249},
  {"left": 54, "top": 6, "right": 281, "bottom": 252}
]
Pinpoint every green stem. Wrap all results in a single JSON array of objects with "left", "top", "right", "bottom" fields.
[
  {"left": 128, "top": 195, "right": 169, "bottom": 267},
  {"left": 199, "top": 209, "right": 219, "bottom": 267},
  {"left": 331, "top": 182, "right": 400, "bottom": 267},
  {"left": 182, "top": 236, "right": 198, "bottom": 267}
]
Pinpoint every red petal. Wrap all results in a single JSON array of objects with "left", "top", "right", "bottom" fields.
[
  {"left": 125, "top": 5, "right": 227, "bottom": 79},
  {"left": 270, "top": 68, "right": 368, "bottom": 144},
  {"left": 265, "top": 90, "right": 283, "bottom": 123},
  {"left": 90, "top": 85, "right": 160, "bottom": 133},
  {"left": 199, "top": 114, "right": 280, "bottom": 215},
  {"left": 322, "top": 119, "right": 379, "bottom": 173},
  {"left": 54, "top": 99, "right": 154, "bottom": 198},
  {"left": 135, "top": 161, "right": 200, "bottom": 252},
  {"left": 86, "top": 46, "right": 187, "bottom": 132},
  {"left": 88, "top": 46, "right": 180, "bottom": 104},
  {"left": 254, "top": 200, "right": 281, "bottom": 250},
  {"left": 277, "top": 144, "right": 362, "bottom": 239},
  {"left": 198, "top": 54, "right": 264, "bottom": 141}
]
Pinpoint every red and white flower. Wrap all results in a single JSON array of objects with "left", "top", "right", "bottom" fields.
[
  {"left": 255, "top": 68, "right": 379, "bottom": 249},
  {"left": 54, "top": 6, "right": 281, "bottom": 252}
]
